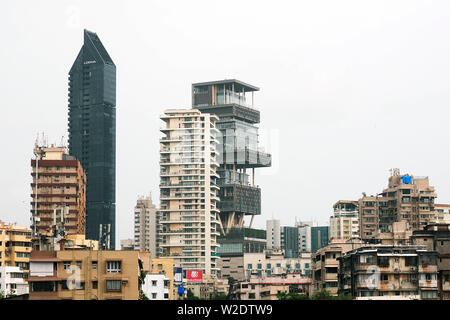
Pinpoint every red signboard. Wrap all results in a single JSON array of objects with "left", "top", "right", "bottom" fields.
[{"left": 186, "top": 270, "right": 203, "bottom": 282}]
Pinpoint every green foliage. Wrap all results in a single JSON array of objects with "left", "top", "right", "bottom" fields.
[
  {"left": 277, "top": 292, "right": 310, "bottom": 300},
  {"left": 336, "top": 293, "right": 353, "bottom": 300},
  {"left": 311, "top": 289, "right": 353, "bottom": 300},
  {"left": 312, "top": 289, "right": 333, "bottom": 300},
  {"left": 186, "top": 289, "right": 201, "bottom": 300},
  {"left": 211, "top": 293, "right": 227, "bottom": 300},
  {"left": 141, "top": 293, "right": 149, "bottom": 300}
]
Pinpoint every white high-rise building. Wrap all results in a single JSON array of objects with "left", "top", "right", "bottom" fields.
[
  {"left": 296, "top": 221, "right": 318, "bottom": 253},
  {"left": 158, "top": 109, "right": 221, "bottom": 277},
  {"left": 330, "top": 200, "right": 359, "bottom": 240},
  {"left": 266, "top": 219, "right": 281, "bottom": 250},
  {"left": 134, "top": 195, "right": 158, "bottom": 254}
]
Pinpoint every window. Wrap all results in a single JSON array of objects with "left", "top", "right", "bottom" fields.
[
  {"left": 92, "top": 281, "right": 98, "bottom": 289},
  {"left": 152, "top": 280, "right": 157, "bottom": 286},
  {"left": 76, "top": 282, "right": 85, "bottom": 290},
  {"left": 152, "top": 293, "right": 157, "bottom": 299},
  {"left": 378, "top": 257, "right": 389, "bottom": 267},
  {"left": 164, "top": 293, "right": 169, "bottom": 299},
  {"left": 421, "top": 291, "right": 438, "bottom": 299},
  {"left": 405, "top": 256, "right": 417, "bottom": 266},
  {"left": 92, "top": 261, "right": 98, "bottom": 270},
  {"left": 106, "top": 261, "right": 122, "bottom": 273},
  {"left": 63, "top": 261, "right": 71, "bottom": 271},
  {"left": 247, "top": 264, "right": 252, "bottom": 269},
  {"left": 248, "top": 293, "right": 255, "bottom": 299},
  {"left": 32, "top": 282, "right": 56, "bottom": 292},
  {"left": 106, "top": 280, "right": 121, "bottom": 292}
]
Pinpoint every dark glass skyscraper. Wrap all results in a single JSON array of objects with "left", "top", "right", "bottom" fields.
[{"left": 68, "top": 29, "right": 116, "bottom": 249}]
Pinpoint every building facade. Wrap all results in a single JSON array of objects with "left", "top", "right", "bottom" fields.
[
  {"left": 149, "top": 257, "right": 175, "bottom": 300},
  {"left": 120, "top": 239, "right": 134, "bottom": 251},
  {"left": 237, "top": 274, "right": 311, "bottom": 300},
  {"left": 311, "top": 226, "right": 329, "bottom": 253},
  {"left": 0, "top": 266, "right": 29, "bottom": 297},
  {"left": 31, "top": 144, "right": 86, "bottom": 238},
  {"left": 142, "top": 274, "right": 170, "bottom": 300},
  {"left": 338, "top": 245, "right": 439, "bottom": 300},
  {"left": 133, "top": 195, "right": 158, "bottom": 253},
  {"left": 281, "top": 226, "right": 299, "bottom": 258},
  {"left": 191, "top": 79, "right": 271, "bottom": 233},
  {"left": 266, "top": 219, "right": 281, "bottom": 250},
  {"left": 158, "top": 109, "right": 221, "bottom": 277},
  {"left": 434, "top": 204, "right": 450, "bottom": 224},
  {"left": 0, "top": 222, "right": 32, "bottom": 278},
  {"left": 358, "top": 196, "right": 379, "bottom": 240},
  {"left": 311, "top": 239, "right": 366, "bottom": 296},
  {"left": 68, "top": 29, "right": 116, "bottom": 249},
  {"left": 411, "top": 224, "right": 450, "bottom": 299},
  {"left": 330, "top": 200, "right": 359, "bottom": 240},
  {"left": 28, "top": 250, "right": 144, "bottom": 300},
  {"left": 374, "top": 171, "right": 437, "bottom": 235}
]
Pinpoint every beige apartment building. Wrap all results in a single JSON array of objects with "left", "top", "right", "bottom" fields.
[
  {"left": 358, "top": 196, "right": 379, "bottom": 240},
  {"left": 238, "top": 274, "right": 311, "bottom": 300},
  {"left": 31, "top": 144, "right": 86, "bottom": 238},
  {"left": 358, "top": 170, "right": 437, "bottom": 241},
  {"left": 185, "top": 277, "right": 229, "bottom": 300},
  {"left": 378, "top": 172, "right": 436, "bottom": 232},
  {"left": 28, "top": 250, "right": 144, "bottom": 300},
  {"left": 158, "top": 109, "right": 221, "bottom": 277},
  {"left": 0, "top": 222, "right": 32, "bottom": 278},
  {"left": 330, "top": 200, "right": 359, "bottom": 240},
  {"left": 434, "top": 204, "right": 450, "bottom": 224},
  {"left": 311, "top": 239, "right": 366, "bottom": 296},
  {"left": 134, "top": 194, "right": 159, "bottom": 253}
]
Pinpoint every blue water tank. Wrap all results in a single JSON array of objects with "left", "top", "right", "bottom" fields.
[{"left": 402, "top": 176, "right": 412, "bottom": 184}]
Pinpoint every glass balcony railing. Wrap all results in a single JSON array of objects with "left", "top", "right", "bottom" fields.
[{"left": 215, "top": 92, "right": 258, "bottom": 110}]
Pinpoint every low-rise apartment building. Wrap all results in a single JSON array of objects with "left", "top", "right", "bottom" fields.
[
  {"left": 28, "top": 250, "right": 144, "bottom": 300},
  {"left": 410, "top": 223, "right": 450, "bottom": 299},
  {"left": 219, "top": 250, "right": 311, "bottom": 281},
  {"left": 142, "top": 274, "right": 170, "bottom": 300},
  {"left": 338, "top": 245, "right": 439, "bottom": 300},
  {"left": 311, "top": 239, "right": 366, "bottom": 295},
  {"left": 238, "top": 274, "right": 311, "bottom": 300}
]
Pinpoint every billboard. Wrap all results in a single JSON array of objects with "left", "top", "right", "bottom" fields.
[
  {"left": 186, "top": 270, "right": 203, "bottom": 282},
  {"left": 174, "top": 267, "right": 183, "bottom": 284}
]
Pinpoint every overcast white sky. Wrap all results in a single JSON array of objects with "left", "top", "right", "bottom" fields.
[{"left": 2, "top": 1, "right": 450, "bottom": 248}]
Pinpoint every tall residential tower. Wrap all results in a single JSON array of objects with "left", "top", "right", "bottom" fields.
[
  {"left": 68, "top": 29, "right": 116, "bottom": 249},
  {"left": 133, "top": 195, "right": 159, "bottom": 254},
  {"left": 159, "top": 109, "right": 221, "bottom": 277}
]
